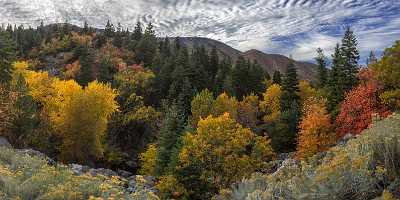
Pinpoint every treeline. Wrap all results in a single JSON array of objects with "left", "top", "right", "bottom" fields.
[{"left": 1, "top": 21, "right": 400, "bottom": 199}]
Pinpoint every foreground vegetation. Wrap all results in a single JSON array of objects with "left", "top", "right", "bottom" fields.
[
  {"left": 216, "top": 113, "right": 400, "bottom": 200},
  {"left": 0, "top": 146, "right": 158, "bottom": 200}
]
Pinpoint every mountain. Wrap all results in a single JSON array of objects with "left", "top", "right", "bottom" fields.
[{"left": 179, "top": 37, "right": 318, "bottom": 81}]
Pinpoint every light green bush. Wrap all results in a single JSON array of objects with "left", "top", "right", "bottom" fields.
[
  {"left": 216, "top": 113, "right": 400, "bottom": 200},
  {"left": 0, "top": 147, "right": 159, "bottom": 200}
]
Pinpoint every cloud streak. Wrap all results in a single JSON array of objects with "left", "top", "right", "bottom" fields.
[{"left": 1, "top": 0, "right": 399, "bottom": 61}]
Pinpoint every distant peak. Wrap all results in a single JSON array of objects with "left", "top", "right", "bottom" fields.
[{"left": 243, "top": 49, "right": 266, "bottom": 55}]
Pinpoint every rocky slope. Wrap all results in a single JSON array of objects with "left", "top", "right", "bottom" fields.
[{"left": 179, "top": 37, "right": 318, "bottom": 81}]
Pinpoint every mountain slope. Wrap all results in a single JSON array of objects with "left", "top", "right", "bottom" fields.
[{"left": 179, "top": 37, "right": 318, "bottom": 81}]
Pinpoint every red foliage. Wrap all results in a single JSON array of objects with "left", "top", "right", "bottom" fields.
[{"left": 336, "top": 69, "right": 391, "bottom": 138}]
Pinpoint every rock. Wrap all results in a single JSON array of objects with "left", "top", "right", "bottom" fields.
[
  {"left": 125, "top": 160, "right": 137, "bottom": 168},
  {"left": 16, "top": 149, "right": 56, "bottom": 166},
  {"left": 69, "top": 164, "right": 90, "bottom": 175},
  {"left": 117, "top": 169, "right": 133, "bottom": 178},
  {"left": 88, "top": 168, "right": 118, "bottom": 177},
  {"left": 0, "top": 137, "right": 11, "bottom": 148}
]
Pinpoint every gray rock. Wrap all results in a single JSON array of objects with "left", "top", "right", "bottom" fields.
[
  {"left": 0, "top": 137, "right": 11, "bottom": 148},
  {"left": 117, "top": 169, "right": 133, "bottom": 178},
  {"left": 16, "top": 148, "right": 56, "bottom": 165},
  {"left": 88, "top": 168, "right": 118, "bottom": 177},
  {"left": 69, "top": 164, "right": 91, "bottom": 175}
]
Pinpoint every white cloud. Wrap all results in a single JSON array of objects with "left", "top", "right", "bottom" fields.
[{"left": 1, "top": 0, "right": 399, "bottom": 61}]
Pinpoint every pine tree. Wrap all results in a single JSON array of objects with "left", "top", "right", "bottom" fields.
[
  {"left": 155, "top": 105, "right": 186, "bottom": 176},
  {"left": 366, "top": 51, "right": 378, "bottom": 66},
  {"left": 135, "top": 23, "right": 158, "bottom": 67},
  {"left": 272, "top": 70, "right": 281, "bottom": 85},
  {"left": 104, "top": 20, "right": 115, "bottom": 38},
  {"left": 75, "top": 45, "right": 94, "bottom": 86},
  {"left": 280, "top": 62, "right": 300, "bottom": 111},
  {"left": 249, "top": 61, "right": 265, "bottom": 94},
  {"left": 82, "top": 21, "right": 89, "bottom": 35},
  {"left": 340, "top": 27, "right": 360, "bottom": 92},
  {"left": 327, "top": 44, "right": 345, "bottom": 114},
  {"left": 315, "top": 48, "right": 328, "bottom": 88},
  {"left": 98, "top": 57, "right": 117, "bottom": 83},
  {"left": 209, "top": 46, "right": 219, "bottom": 81},
  {"left": 113, "top": 23, "right": 123, "bottom": 48},
  {"left": 0, "top": 31, "right": 16, "bottom": 84},
  {"left": 132, "top": 21, "right": 143, "bottom": 41},
  {"left": 231, "top": 56, "right": 249, "bottom": 98}
]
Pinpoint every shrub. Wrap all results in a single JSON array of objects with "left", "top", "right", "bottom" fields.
[
  {"left": 216, "top": 113, "right": 400, "bottom": 200},
  {"left": 0, "top": 147, "right": 159, "bottom": 200}
]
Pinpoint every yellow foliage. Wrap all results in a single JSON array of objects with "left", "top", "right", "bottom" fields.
[
  {"left": 297, "top": 98, "right": 335, "bottom": 159},
  {"left": 211, "top": 93, "right": 238, "bottom": 120},
  {"left": 237, "top": 94, "right": 259, "bottom": 129},
  {"left": 380, "top": 89, "right": 400, "bottom": 110},
  {"left": 179, "top": 113, "right": 275, "bottom": 188},
  {"left": 299, "top": 80, "right": 319, "bottom": 105},
  {"left": 191, "top": 89, "right": 215, "bottom": 127},
  {"left": 155, "top": 175, "right": 187, "bottom": 200},
  {"left": 259, "top": 84, "right": 281, "bottom": 123},
  {"left": 139, "top": 144, "right": 157, "bottom": 176}
]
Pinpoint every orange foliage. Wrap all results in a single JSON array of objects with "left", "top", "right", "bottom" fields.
[
  {"left": 297, "top": 98, "right": 335, "bottom": 159},
  {"left": 336, "top": 69, "right": 391, "bottom": 138}
]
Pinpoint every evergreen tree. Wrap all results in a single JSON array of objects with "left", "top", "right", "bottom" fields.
[
  {"left": 214, "top": 57, "right": 232, "bottom": 94},
  {"left": 104, "top": 20, "right": 115, "bottom": 38},
  {"left": 98, "top": 57, "right": 117, "bottom": 83},
  {"left": 366, "top": 51, "right": 378, "bottom": 66},
  {"left": 0, "top": 31, "right": 16, "bottom": 84},
  {"left": 327, "top": 44, "right": 345, "bottom": 114},
  {"left": 155, "top": 106, "right": 186, "bottom": 176},
  {"left": 280, "top": 62, "right": 300, "bottom": 111},
  {"left": 208, "top": 46, "right": 219, "bottom": 81},
  {"left": 272, "top": 70, "right": 282, "bottom": 85},
  {"left": 278, "top": 62, "right": 301, "bottom": 152},
  {"left": 132, "top": 21, "right": 143, "bottom": 41},
  {"left": 340, "top": 27, "right": 360, "bottom": 92},
  {"left": 113, "top": 23, "right": 123, "bottom": 48},
  {"left": 75, "top": 45, "right": 94, "bottom": 86},
  {"left": 10, "top": 75, "right": 39, "bottom": 145},
  {"left": 81, "top": 21, "right": 89, "bottom": 35},
  {"left": 231, "top": 56, "right": 249, "bottom": 98},
  {"left": 249, "top": 61, "right": 266, "bottom": 94},
  {"left": 315, "top": 48, "right": 328, "bottom": 88},
  {"left": 135, "top": 23, "right": 158, "bottom": 67}
]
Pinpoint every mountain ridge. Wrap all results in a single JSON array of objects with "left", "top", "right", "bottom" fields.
[{"left": 178, "top": 37, "right": 318, "bottom": 80}]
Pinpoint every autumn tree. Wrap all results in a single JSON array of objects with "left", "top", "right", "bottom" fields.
[
  {"left": 237, "top": 94, "right": 259, "bottom": 130},
  {"left": 211, "top": 92, "right": 238, "bottom": 120},
  {"left": 371, "top": 41, "right": 400, "bottom": 110},
  {"left": 139, "top": 144, "right": 157, "bottom": 176},
  {"left": 336, "top": 69, "right": 391, "bottom": 138},
  {"left": 51, "top": 81, "right": 119, "bottom": 162},
  {"left": 259, "top": 84, "right": 281, "bottom": 123},
  {"left": 190, "top": 89, "right": 215, "bottom": 127},
  {"left": 297, "top": 98, "right": 335, "bottom": 159},
  {"left": 177, "top": 113, "right": 275, "bottom": 198}
]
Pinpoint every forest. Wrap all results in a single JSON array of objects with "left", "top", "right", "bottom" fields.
[{"left": 0, "top": 21, "right": 400, "bottom": 199}]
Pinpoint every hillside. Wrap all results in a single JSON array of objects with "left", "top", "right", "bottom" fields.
[{"left": 179, "top": 37, "right": 318, "bottom": 80}]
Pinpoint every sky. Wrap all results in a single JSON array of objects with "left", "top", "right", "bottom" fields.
[{"left": 1, "top": 0, "right": 400, "bottom": 62}]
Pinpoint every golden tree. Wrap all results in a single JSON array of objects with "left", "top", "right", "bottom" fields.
[
  {"left": 259, "top": 84, "right": 281, "bottom": 123},
  {"left": 211, "top": 92, "right": 238, "bottom": 120},
  {"left": 178, "top": 113, "right": 275, "bottom": 188},
  {"left": 297, "top": 98, "right": 335, "bottom": 159}
]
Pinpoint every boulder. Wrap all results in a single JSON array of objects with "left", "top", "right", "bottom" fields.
[
  {"left": 0, "top": 137, "right": 11, "bottom": 148},
  {"left": 117, "top": 169, "right": 133, "bottom": 178},
  {"left": 16, "top": 149, "right": 56, "bottom": 165}
]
